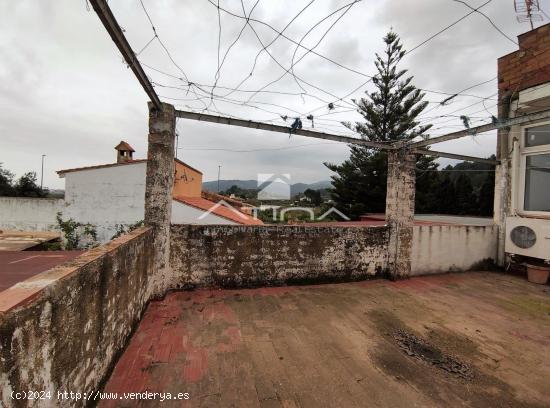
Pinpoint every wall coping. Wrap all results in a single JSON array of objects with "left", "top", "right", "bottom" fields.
[
  {"left": 0, "top": 226, "right": 152, "bottom": 314},
  {"left": 413, "top": 224, "right": 496, "bottom": 230},
  {"left": 170, "top": 223, "right": 389, "bottom": 231}
]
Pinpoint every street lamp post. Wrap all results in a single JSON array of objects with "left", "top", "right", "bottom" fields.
[
  {"left": 217, "top": 165, "right": 221, "bottom": 192},
  {"left": 40, "top": 154, "right": 46, "bottom": 190}
]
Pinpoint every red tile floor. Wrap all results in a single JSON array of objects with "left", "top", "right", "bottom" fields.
[
  {"left": 0, "top": 250, "right": 84, "bottom": 291},
  {"left": 101, "top": 272, "right": 550, "bottom": 407}
]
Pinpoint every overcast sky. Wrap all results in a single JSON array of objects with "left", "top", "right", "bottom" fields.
[{"left": 1, "top": 0, "right": 548, "bottom": 189}]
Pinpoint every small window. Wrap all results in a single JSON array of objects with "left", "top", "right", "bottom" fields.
[
  {"left": 525, "top": 124, "right": 550, "bottom": 147},
  {"left": 524, "top": 153, "right": 550, "bottom": 212}
]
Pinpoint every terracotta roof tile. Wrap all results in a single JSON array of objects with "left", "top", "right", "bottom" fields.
[
  {"left": 57, "top": 159, "right": 147, "bottom": 175},
  {"left": 58, "top": 158, "right": 202, "bottom": 176}
]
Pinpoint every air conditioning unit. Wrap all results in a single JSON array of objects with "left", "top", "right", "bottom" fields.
[{"left": 505, "top": 216, "right": 550, "bottom": 260}]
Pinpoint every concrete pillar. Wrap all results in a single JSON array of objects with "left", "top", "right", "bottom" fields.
[
  {"left": 385, "top": 150, "right": 416, "bottom": 280},
  {"left": 145, "top": 102, "right": 176, "bottom": 297}
]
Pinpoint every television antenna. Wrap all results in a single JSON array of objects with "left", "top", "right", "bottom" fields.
[{"left": 514, "top": 0, "right": 543, "bottom": 29}]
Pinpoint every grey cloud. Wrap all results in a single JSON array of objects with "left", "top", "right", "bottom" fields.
[{"left": 0, "top": 0, "right": 545, "bottom": 190}]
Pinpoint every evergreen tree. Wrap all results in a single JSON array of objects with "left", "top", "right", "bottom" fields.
[
  {"left": 435, "top": 171, "right": 457, "bottom": 214},
  {"left": 478, "top": 172, "right": 495, "bottom": 216},
  {"left": 415, "top": 155, "right": 440, "bottom": 213},
  {"left": 325, "top": 31, "right": 434, "bottom": 220},
  {"left": 14, "top": 172, "right": 47, "bottom": 197},
  {"left": 455, "top": 174, "right": 475, "bottom": 215},
  {"left": 303, "top": 188, "right": 322, "bottom": 206},
  {"left": 0, "top": 163, "right": 15, "bottom": 196}
]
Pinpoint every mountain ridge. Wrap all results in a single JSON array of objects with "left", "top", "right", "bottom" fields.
[{"left": 202, "top": 179, "right": 332, "bottom": 196}]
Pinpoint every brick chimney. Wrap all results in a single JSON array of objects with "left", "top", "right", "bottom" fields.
[{"left": 114, "top": 141, "right": 135, "bottom": 163}]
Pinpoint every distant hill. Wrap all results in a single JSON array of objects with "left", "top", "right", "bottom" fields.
[
  {"left": 202, "top": 179, "right": 332, "bottom": 196},
  {"left": 203, "top": 180, "right": 257, "bottom": 192}
]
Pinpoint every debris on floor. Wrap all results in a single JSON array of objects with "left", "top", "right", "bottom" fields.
[{"left": 394, "top": 329, "right": 473, "bottom": 380}]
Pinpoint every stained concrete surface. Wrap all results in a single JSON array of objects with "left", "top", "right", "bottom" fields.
[
  {"left": 101, "top": 272, "right": 550, "bottom": 407},
  {"left": 0, "top": 250, "right": 84, "bottom": 291}
]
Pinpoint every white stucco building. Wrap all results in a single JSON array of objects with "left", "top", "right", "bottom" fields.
[
  {"left": 0, "top": 142, "right": 261, "bottom": 243},
  {"left": 56, "top": 141, "right": 261, "bottom": 242}
]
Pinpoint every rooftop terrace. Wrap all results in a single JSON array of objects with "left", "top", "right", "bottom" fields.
[{"left": 101, "top": 272, "right": 550, "bottom": 407}]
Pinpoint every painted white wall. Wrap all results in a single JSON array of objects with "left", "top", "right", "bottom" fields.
[
  {"left": 0, "top": 197, "right": 63, "bottom": 231},
  {"left": 411, "top": 225, "right": 498, "bottom": 276},
  {"left": 171, "top": 200, "right": 236, "bottom": 225},
  {"left": 62, "top": 162, "right": 147, "bottom": 242},
  {"left": 62, "top": 163, "right": 235, "bottom": 242},
  {"left": 1, "top": 163, "right": 237, "bottom": 242}
]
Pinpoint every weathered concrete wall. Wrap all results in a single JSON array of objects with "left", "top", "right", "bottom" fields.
[
  {"left": 0, "top": 197, "right": 63, "bottom": 231},
  {"left": 0, "top": 227, "right": 153, "bottom": 408},
  {"left": 169, "top": 224, "right": 389, "bottom": 288},
  {"left": 410, "top": 225, "right": 497, "bottom": 276}
]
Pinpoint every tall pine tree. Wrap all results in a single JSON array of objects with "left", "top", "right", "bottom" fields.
[{"left": 325, "top": 31, "right": 435, "bottom": 220}]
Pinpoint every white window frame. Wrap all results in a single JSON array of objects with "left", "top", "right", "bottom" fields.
[{"left": 517, "top": 120, "right": 550, "bottom": 215}]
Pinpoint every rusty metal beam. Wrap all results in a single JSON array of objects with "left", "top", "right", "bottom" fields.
[
  {"left": 412, "top": 148, "right": 500, "bottom": 165},
  {"left": 175, "top": 110, "right": 393, "bottom": 149},
  {"left": 89, "top": 0, "right": 162, "bottom": 110},
  {"left": 404, "top": 108, "right": 550, "bottom": 149}
]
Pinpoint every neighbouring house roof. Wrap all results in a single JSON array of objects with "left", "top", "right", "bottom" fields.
[
  {"left": 173, "top": 196, "right": 263, "bottom": 225},
  {"left": 174, "top": 158, "right": 203, "bottom": 175},
  {"left": 57, "top": 158, "right": 203, "bottom": 176},
  {"left": 57, "top": 159, "right": 148, "bottom": 176},
  {"left": 201, "top": 190, "right": 252, "bottom": 209},
  {"left": 114, "top": 141, "right": 135, "bottom": 152}
]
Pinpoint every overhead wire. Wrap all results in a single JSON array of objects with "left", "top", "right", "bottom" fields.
[
  {"left": 136, "top": 0, "right": 544, "bottom": 144},
  {"left": 139, "top": 0, "right": 506, "bottom": 124},
  {"left": 139, "top": 0, "right": 190, "bottom": 83},
  {"left": 221, "top": 0, "right": 317, "bottom": 99},
  {"left": 138, "top": 0, "right": 212, "bottom": 110},
  {"left": 297, "top": 1, "right": 499, "bottom": 122},
  {"left": 209, "top": 0, "right": 261, "bottom": 106},
  {"left": 230, "top": 0, "right": 358, "bottom": 110},
  {"left": 245, "top": 0, "right": 361, "bottom": 104},
  {"left": 452, "top": 0, "right": 518, "bottom": 45},
  {"left": 404, "top": 0, "right": 492, "bottom": 56}
]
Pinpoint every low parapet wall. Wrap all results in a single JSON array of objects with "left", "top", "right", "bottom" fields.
[
  {"left": 169, "top": 224, "right": 389, "bottom": 288},
  {"left": 0, "top": 227, "right": 153, "bottom": 408},
  {"left": 410, "top": 225, "right": 497, "bottom": 276}
]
